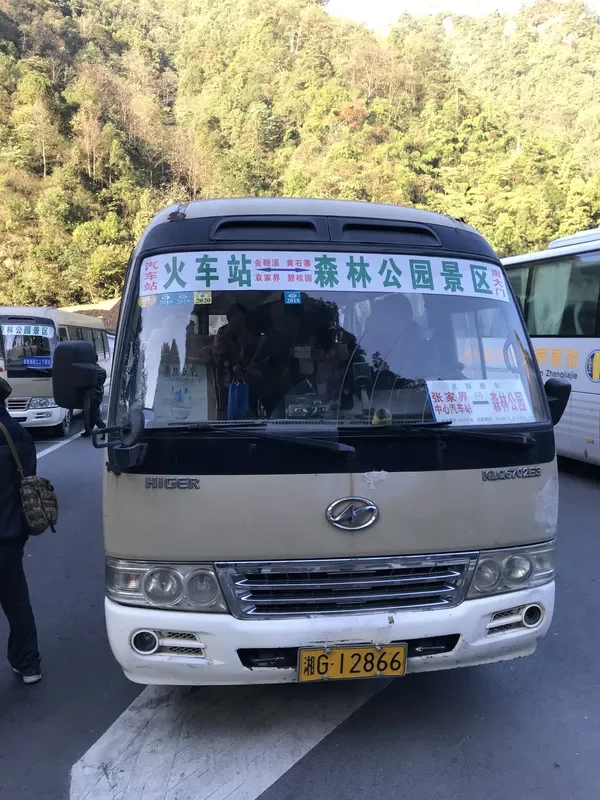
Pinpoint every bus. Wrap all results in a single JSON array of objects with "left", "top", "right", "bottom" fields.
[
  {"left": 0, "top": 306, "right": 111, "bottom": 437},
  {"left": 503, "top": 228, "right": 600, "bottom": 465},
  {"left": 52, "top": 198, "right": 568, "bottom": 687}
]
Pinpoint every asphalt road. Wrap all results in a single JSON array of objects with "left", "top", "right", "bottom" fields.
[
  {"left": 0, "top": 412, "right": 141, "bottom": 800},
  {"left": 0, "top": 426, "right": 599, "bottom": 800}
]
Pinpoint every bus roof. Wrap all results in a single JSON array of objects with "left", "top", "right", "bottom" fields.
[
  {"left": 145, "top": 198, "right": 478, "bottom": 230},
  {"left": 503, "top": 228, "right": 600, "bottom": 268},
  {"left": 137, "top": 197, "right": 482, "bottom": 250},
  {"left": 0, "top": 306, "right": 105, "bottom": 328},
  {"left": 548, "top": 228, "right": 600, "bottom": 250}
]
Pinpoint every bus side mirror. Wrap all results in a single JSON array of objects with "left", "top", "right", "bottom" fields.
[
  {"left": 353, "top": 362, "right": 372, "bottom": 390},
  {"left": 52, "top": 341, "right": 97, "bottom": 409},
  {"left": 353, "top": 362, "right": 373, "bottom": 411},
  {"left": 544, "top": 378, "right": 571, "bottom": 426}
]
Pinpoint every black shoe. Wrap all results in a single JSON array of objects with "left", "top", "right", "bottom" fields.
[
  {"left": 13, "top": 667, "right": 42, "bottom": 684},
  {"left": 80, "top": 431, "right": 91, "bottom": 438}
]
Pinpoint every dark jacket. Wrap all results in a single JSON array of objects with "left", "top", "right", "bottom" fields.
[
  {"left": 0, "top": 406, "right": 37, "bottom": 542},
  {"left": 94, "top": 364, "right": 107, "bottom": 404}
]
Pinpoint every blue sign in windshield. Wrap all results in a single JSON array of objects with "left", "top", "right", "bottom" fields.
[
  {"left": 1, "top": 319, "right": 56, "bottom": 373},
  {"left": 22, "top": 356, "right": 52, "bottom": 368}
]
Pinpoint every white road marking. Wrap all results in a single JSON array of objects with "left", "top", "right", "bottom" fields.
[
  {"left": 70, "top": 681, "right": 386, "bottom": 800},
  {"left": 37, "top": 431, "right": 83, "bottom": 458}
]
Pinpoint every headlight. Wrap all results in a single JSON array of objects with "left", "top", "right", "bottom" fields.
[
  {"left": 106, "top": 558, "right": 228, "bottom": 612},
  {"left": 467, "top": 541, "right": 555, "bottom": 599},
  {"left": 142, "top": 568, "right": 184, "bottom": 606},
  {"left": 503, "top": 554, "right": 534, "bottom": 587},
  {"left": 30, "top": 397, "right": 58, "bottom": 409},
  {"left": 186, "top": 570, "right": 221, "bottom": 608},
  {"left": 472, "top": 558, "right": 502, "bottom": 593}
]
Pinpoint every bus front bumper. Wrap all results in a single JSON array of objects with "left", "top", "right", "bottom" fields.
[
  {"left": 105, "top": 582, "right": 554, "bottom": 686},
  {"left": 8, "top": 406, "right": 65, "bottom": 429}
]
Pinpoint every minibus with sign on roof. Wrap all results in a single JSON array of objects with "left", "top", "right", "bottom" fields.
[
  {"left": 0, "top": 306, "right": 111, "bottom": 437},
  {"left": 51, "top": 198, "right": 569, "bottom": 686}
]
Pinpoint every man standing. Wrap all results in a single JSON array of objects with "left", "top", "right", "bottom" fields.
[
  {"left": 0, "top": 377, "right": 41, "bottom": 684},
  {"left": 82, "top": 354, "right": 107, "bottom": 437}
]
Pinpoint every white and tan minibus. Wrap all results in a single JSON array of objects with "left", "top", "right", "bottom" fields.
[
  {"left": 0, "top": 306, "right": 111, "bottom": 437},
  {"left": 52, "top": 198, "right": 569, "bottom": 685}
]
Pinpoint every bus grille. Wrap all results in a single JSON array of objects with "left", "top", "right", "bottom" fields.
[
  {"left": 216, "top": 554, "right": 478, "bottom": 619},
  {"left": 7, "top": 397, "right": 30, "bottom": 411}
]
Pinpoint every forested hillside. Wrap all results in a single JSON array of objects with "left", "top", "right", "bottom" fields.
[{"left": 1, "top": 0, "right": 599, "bottom": 306}]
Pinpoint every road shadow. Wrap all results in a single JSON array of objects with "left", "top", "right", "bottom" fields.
[{"left": 558, "top": 455, "right": 600, "bottom": 485}]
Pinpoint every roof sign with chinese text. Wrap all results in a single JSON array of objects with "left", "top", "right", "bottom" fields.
[
  {"left": 427, "top": 379, "right": 535, "bottom": 426},
  {"left": 139, "top": 252, "right": 509, "bottom": 302},
  {"left": 1, "top": 324, "right": 55, "bottom": 338}
]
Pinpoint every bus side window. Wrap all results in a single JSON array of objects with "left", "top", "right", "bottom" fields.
[
  {"left": 527, "top": 261, "right": 571, "bottom": 335},
  {"left": 82, "top": 327, "right": 95, "bottom": 350},
  {"left": 59, "top": 326, "right": 68, "bottom": 342},
  {"left": 506, "top": 266, "right": 529, "bottom": 313},
  {"left": 93, "top": 328, "right": 105, "bottom": 359},
  {"left": 568, "top": 255, "right": 600, "bottom": 337},
  {"left": 527, "top": 257, "right": 600, "bottom": 337},
  {"left": 67, "top": 325, "right": 83, "bottom": 340}
]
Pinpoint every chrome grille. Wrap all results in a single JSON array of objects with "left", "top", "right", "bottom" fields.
[
  {"left": 160, "top": 631, "right": 198, "bottom": 641},
  {"left": 216, "top": 554, "right": 478, "bottom": 619},
  {"left": 159, "top": 645, "right": 206, "bottom": 656},
  {"left": 7, "top": 397, "right": 29, "bottom": 411},
  {"left": 486, "top": 606, "right": 527, "bottom": 636},
  {"left": 156, "top": 631, "right": 205, "bottom": 656}
]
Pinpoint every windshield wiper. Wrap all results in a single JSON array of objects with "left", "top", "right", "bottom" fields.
[
  {"left": 377, "top": 420, "right": 453, "bottom": 431},
  {"left": 360, "top": 420, "right": 535, "bottom": 447},
  {"left": 162, "top": 423, "right": 355, "bottom": 454},
  {"left": 159, "top": 419, "right": 533, "bottom": 450},
  {"left": 445, "top": 429, "right": 536, "bottom": 446}
]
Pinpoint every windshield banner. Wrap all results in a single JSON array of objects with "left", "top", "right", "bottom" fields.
[
  {"left": 1, "top": 323, "right": 55, "bottom": 338},
  {"left": 138, "top": 251, "right": 509, "bottom": 303},
  {"left": 427, "top": 378, "right": 535, "bottom": 426},
  {"left": 22, "top": 356, "right": 52, "bottom": 368}
]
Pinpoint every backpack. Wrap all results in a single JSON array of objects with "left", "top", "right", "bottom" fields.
[{"left": 0, "top": 421, "right": 58, "bottom": 535}]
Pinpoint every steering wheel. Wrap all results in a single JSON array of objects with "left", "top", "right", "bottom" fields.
[{"left": 503, "top": 339, "right": 520, "bottom": 374}]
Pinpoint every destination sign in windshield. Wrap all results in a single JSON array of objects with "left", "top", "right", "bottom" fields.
[{"left": 138, "top": 251, "right": 509, "bottom": 303}]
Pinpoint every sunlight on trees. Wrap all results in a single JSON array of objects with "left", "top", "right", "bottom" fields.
[{"left": 0, "top": 0, "right": 599, "bottom": 305}]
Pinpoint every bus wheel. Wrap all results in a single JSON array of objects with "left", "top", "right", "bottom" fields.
[{"left": 52, "top": 410, "right": 71, "bottom": 438}]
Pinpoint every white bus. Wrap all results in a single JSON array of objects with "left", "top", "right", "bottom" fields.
[
  {"left": 0, "top": 307, "right": 111, "bottom": 437},
  {"left": 53, "top": 198, "right": 569, "bottom": 687},
  {"left": 503, "top": 228, "right": 600, "bottom": 465}
]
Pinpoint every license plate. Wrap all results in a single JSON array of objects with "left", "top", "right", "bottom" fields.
[{"left": 298, "top": 644, "right": 407, "bottom": 682}]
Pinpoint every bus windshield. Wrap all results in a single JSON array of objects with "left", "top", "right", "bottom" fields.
[
  {"left": 117, "top": 251, "right": 546, "bottom": 430},
  {"left": 0, "top": 317, "right": 57, "bottom": 377}
]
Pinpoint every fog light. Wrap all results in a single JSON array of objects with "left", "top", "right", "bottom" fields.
[
  {"left": 523, "top": 604, "right": 543, "bottom": 627},
  {"left": 131, "top": 630, "right": 159, "bottom": 655}
]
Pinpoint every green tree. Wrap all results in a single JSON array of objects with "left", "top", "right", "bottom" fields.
[{"left": 2, "top": 0, "right": 600, "bottom": 306}]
